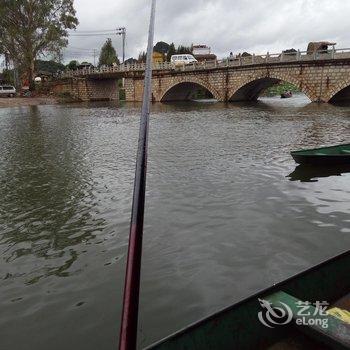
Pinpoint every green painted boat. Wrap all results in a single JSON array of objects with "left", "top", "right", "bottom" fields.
[
  {"left": 146, "top": 250, "right": 350, "bottom": 350},
  {"left": 291, "top": 144, "right": 350, "bottom": 165}
]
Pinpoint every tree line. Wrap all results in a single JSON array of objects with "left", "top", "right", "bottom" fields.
[
  {"left": 0, "top": 0, "right": 194, "bottom": 88},
  {"left": 0, "top": 1, "right": 120, "bottom": 84},
  {"left": 137, "top": 42, "right": 193, "bottom": 63},
  {"left": 0, "top": 0, "right": 78, "bottom": 89}
]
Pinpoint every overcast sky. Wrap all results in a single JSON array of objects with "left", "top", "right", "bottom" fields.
[{"left": 64, "top": 0, "right": 350, "bottom": 63}]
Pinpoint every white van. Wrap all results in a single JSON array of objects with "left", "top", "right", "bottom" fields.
[
  {"left": 171, "top": 54, "right": 197, "bottom": 66},
  {"left": 0, "top": 85, "right": 16, "bottom": 97}
]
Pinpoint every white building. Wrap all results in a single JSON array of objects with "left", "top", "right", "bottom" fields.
[{"left": 192, "top": 45, "right": 211, "bottom": 56}]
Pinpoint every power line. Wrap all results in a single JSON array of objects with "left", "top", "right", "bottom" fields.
[
  {"left": 63, "top": 50, "right": 96, "bottom": 54},
  {"left": 63, "top": 54, "right": 95, "bottom": 57},
  {"left": 67, "top": 46, "right": 98, "bottom": 51},
  {"left": 64, "top": 53, "right": 97, "bottom": 56},
  {"left": 63, "top": 49, "right": 97, "bottom": 52},
  {"left": 68, "top": 29, "right": 115, "bottom": 33},
  {"left": 66, "top": 27, "right": 127, "bottom": 62},
  {"left": 69, "top": 33, "right": 116, "bottom": 37}
]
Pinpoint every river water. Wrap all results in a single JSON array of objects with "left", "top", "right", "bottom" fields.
[{"left": 0, "top": 95, "right": 349, "bottom": 349}]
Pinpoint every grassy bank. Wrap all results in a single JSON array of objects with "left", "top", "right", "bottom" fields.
[{"left": 264, "top": 82, "right": 300, "bottom": 97}]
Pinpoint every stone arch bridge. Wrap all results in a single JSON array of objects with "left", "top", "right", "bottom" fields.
[
  {"left": 125, "top": 59, "right": 350, "bottom": 103},
  {"left": 56, "top": 54, "right": 350, "bottom": 103}
]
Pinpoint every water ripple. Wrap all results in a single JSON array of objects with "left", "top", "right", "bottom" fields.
[{"left": 0, "top": 97, "right": 349, "bottom": 349}]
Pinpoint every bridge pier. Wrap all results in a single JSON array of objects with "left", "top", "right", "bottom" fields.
[{"left": 125, "top": 78, "right": 149, "bottom": 102}]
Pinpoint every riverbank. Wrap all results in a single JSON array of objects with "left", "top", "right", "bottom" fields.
[
  {"left": 0, "top": 97, "right": 58, "bottom": 108},
  {"left": 265, "top": 82, "right": 300, "bottom": 96}
]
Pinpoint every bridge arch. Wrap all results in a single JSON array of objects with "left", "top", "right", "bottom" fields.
[
  {"left": 328, "top": 79, "right": 350, "bottom": 103},
  {"left": 228, "top": 73, "right": 314, "bottom": 102},
  {"left": 159, "top": 77, "right": 221, "bottom": 102}
]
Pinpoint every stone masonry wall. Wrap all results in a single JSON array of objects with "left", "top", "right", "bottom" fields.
[
  {"left": 51, "top": 78, "right": 119, "bottom": 101},
  {"left": 124, "top": 60, "right": 350, "bottom": 103},
  {"left": 86, "top": 79, "right": 119, "bottom": 101}
]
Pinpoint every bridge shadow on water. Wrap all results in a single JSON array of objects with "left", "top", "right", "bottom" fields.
[
  {"left": 190, "top": 94, "right": 350, "bottom": 112},
  {"left": 63, "top": 93, "right": 350, "bottom": 117}
]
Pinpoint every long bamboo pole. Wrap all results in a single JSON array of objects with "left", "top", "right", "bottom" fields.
[{"left": 119, "top": 1, "right": 157, "bottom": 350}]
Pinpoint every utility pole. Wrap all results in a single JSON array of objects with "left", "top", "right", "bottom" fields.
[
  {"left": 116, "top": 27, "right": 126, "bottom": 63},
  {"left": 93, "top": 49, "right": 97, "bottom": 66}
]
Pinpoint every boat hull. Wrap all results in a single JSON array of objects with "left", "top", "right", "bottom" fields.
[
  {"left": 145, "top": 250, "right": 350, "bottom": 350},
  {"left": 291, "top": 144, "right": 350, "bottom": 165},
  {"left": 291, "top": 153, "right": 350, "bottom": 165}
]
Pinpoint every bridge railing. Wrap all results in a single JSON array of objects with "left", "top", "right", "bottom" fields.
[{"left": 59, "top": 47, "right": 350, "bottom": 78}]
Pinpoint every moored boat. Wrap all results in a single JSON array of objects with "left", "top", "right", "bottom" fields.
[
  {"left": 281, "top": 91, "right": 293, "bottom": 98},
  {"left": 291, "top": 144, "right": 350, "bottom": 165},
  {"left": 146, "top": 250, "right": 350, "bottom": 350}
]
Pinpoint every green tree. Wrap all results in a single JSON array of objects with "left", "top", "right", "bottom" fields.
[
  {"left": 177, "top": 45, "right": 192, "bottom": 54},
  {"left": 35, "top": 59, "right": 65, "bottom": 73},
  {"left": 0, "top": 0, "right": 78, "bottom": 89},
  {"left": 1, "top": 69, "right": 15, "bottom": 85},
  {"left": 166, "top": 43, "right": 176, "bottom": 61},
  {"left": 138, "top": 51, "right": 147, "bottom": 63},
  {"left": 67, "top": 60, "right": 79, "bottom": 70},
  {"left": 154, "top": 41, "right": 169, "bottom": 54},
  {"left": 98, "top": 38, "right": 119, "bottom": 66}
]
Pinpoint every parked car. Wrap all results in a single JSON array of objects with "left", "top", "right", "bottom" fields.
[
  {"left": 77, "top": 63, "right": 94, "bottom": 70},
  {"left": 0, "top": 85, "right": 16, "bottom": 97},
  {"left": 171, "top": 54, "right": 197, "bottom": 67}
]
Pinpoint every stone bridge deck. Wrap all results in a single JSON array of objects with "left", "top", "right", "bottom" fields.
[{"left": 56, "top": 48, "right": 350, "bottom": 103}]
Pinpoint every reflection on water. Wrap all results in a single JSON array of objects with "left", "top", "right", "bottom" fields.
[
  {"left": 288, "top": 164, "right": 350, "bottom": 182},
  {"left": 0, "top": 95, "right": 349, "bottom": 350},
  {"left": 0, "top": 106, "right": 104, "bottom": 284}
]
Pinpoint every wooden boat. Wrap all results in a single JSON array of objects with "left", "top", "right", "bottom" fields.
[
  {"left": 291, "top": 144, "right": 350, "bottom": 165},
  {"left": 146, "top": 250, "right": 350, "bottom": 350},
  {"left": 281, "top": 91, "right": 292, "bottom": 98}
]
